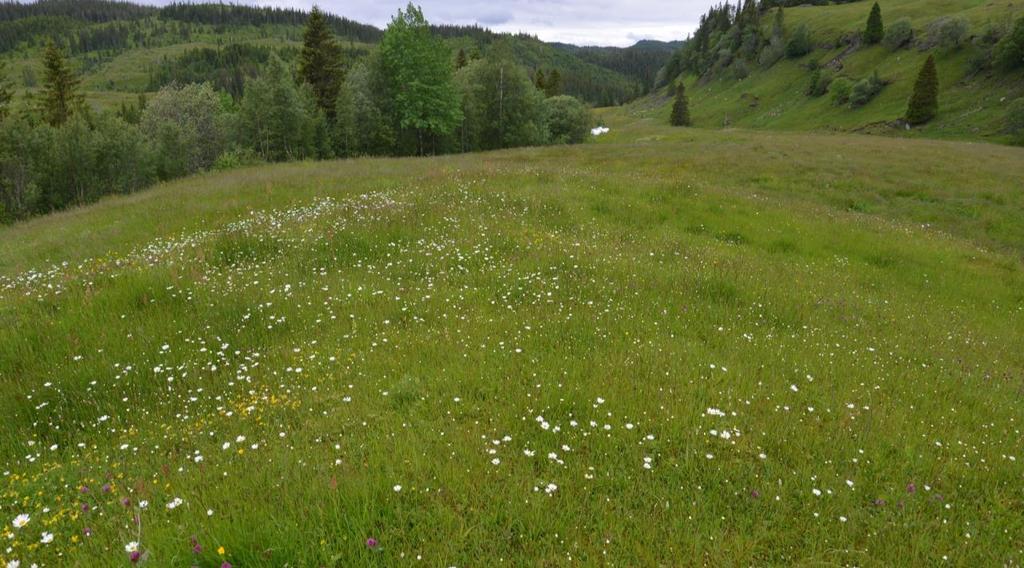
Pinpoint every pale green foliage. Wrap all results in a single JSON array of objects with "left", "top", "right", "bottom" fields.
[
  {"left": 883, "top": 19, "right": 914, "bottom": 51},
  {"left": 925, "top": 16, "right": 969, "bottom": 49},
  {"left": 141, "top": 82, "right": 227, "bottom": 178}
]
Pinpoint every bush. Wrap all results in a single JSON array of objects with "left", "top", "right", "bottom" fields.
[
  {"left": 806, "top": 68, "right": 833, "bottom": 97},
  {"left": 140, "top": 82, "right": 228, "bottom": 179},
  {"left": 883, "top": 19, "right": 914, "bottom": 51},
  {"left": 849, "top": 72, "right": 885, "bottom": 107},
  {"left": 213, "top": 148, "right": 263, "bottom": 171},
  {"left": 758, "top": 38, "right": 786, "bottom": 68},
  {"left": 925, "top": 17, "right": 969, "bottom": 50},
  {"left": 786, "top": 25, "right": 814, "bottom": 58},
  {"left": 34, "top": 114, "right": 153, "bottom": 212},
  {"left": 456, "top": 52, "right": 549, "bottom": 151},
  {"left": 1006, "top": 98, "right": 1024, "bottom": 145},
  {"left": 994, "top": 15, "right": 1024, "bottom": 70},
  {"left": 830, "top": 77, "right": 853, "bottom": 106},
  {"left": 0, "top": 117, "right": 44, "bottom": 220},
  {"left": 731, "top": 60, "right": 750, "bottom": 80},
  {"left": 544, "top": 95, "right": 592, "bottom": 144}
]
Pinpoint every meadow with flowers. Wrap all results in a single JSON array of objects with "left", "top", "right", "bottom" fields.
[{"left": 1, "top": 118, "right": 1023, "bottom": 566}]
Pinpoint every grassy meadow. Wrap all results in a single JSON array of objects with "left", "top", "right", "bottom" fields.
[{"left": 1, "top": 116, "right": 1024, "bottom": 566}]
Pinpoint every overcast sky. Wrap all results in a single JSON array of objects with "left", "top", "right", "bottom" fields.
[{"left": 133, "top": 0, "right": 706, "bottom": 47}]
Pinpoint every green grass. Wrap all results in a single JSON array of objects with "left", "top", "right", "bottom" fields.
[
  {"left": 631, "top": 0, "right": 1024, "bottom": 143},
  {"left": 1, "top": 114, "right": 1023, "bottom": 565}
]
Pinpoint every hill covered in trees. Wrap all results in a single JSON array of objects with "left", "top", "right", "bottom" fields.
[
  {"left": 0, "top": 0, "right": 650, "bottom": 108},
  {"left": 645, "top": 0, "right": 1024, "bottom": 144}
]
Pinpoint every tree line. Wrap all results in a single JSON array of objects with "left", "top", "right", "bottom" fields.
[{"left": 0, "top": 3, "right": 594, "bottom": 222}]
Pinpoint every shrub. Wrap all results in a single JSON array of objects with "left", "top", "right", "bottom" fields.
[
  {"left": 806, "top": 68, "right": 833, "bottom": 97},
  {"left": 1006, "top": 98, "right": 1024, "bottom": 145},
  {"left": 786, "top": 25, "right": 814, "bottom": 58},
  {"left": 830, "top": 77, "right": 853, "bottom": 106},
  {"left": 140, "top": 82, "right": 228, "bottom": 179},
  {"left": 994, "top": 15, "right": 1024, "bottom": 70},
  {"left": 883, "top": 19, "right": 914, "bottom": 51},
  {"left": 759, "top": 38, "right": 786, "bottom": 68},
  {"left": 849, "top": 72, "right": 885, "bottom": 107},
  {"left": 544, "top": 95, "right": 592, "bottom": 143},
  {"left": 731, "top": 60, "right": 750, "bottom": 80},
  {"left": 213, "top": 148, "right": 263, "bottom": 171},
  {"left": 925, "top": 17, "right": 969, "bottom": 50}
]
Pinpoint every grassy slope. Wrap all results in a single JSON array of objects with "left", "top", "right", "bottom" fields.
[
  {"left": 632, "top": 0, "right": 1024, "bottom": 143},
  {"left": 1, "top": 115, "right": 1023, "bottom": 565}
]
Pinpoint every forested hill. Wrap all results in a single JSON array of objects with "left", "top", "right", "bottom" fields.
[
  {"left": 0, "top": 0, "right": 652, "bottom": 107},
  {"left": 551, "top": 40, "right": 683, "bottom": 96},
  {"left": 639, "top": 0, "right": 1024, "bottom": 144}
]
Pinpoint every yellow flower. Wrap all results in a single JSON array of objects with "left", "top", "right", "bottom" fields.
[{"left": 218, "top": 546, "right": 226, "bottom": 556}]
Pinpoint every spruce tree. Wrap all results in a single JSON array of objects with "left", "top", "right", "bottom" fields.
[
  {"left": 534, "top": 69, "right": 546, "bottom": 91},
  {"left": 905, "top": 54, "right": 938, "bottom": 125},
  {"left": 669, "top": 81, "right": 691, "bottom": 126},
  {"left": 864, "top": 2, "right": 884, "bottom": 45},
  {"left": 455, "top": 48, "right": 468, "bottom": 70},
  {"left": 298, "top": 5, "right": 343, "bottom": 119},
  {"left": 38, "top": 42, "right": 81, "bottom": 126},
  {"left": 544, "top": 69, "right": 562, "bottom": 97}
]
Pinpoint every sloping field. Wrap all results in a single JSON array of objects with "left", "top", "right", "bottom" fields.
[{"left": 0, "top": 122, "right": 1022, "bottom": 565}]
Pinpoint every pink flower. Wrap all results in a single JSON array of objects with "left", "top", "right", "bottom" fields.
[{"left": 366, "top": 537, "right": 379, "bottom": 548}]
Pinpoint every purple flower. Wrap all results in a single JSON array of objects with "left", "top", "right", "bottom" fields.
[
  {"left": 750, "top": 490, "right": 760, "bottom": 499},
  {"left": 81, "top": 503, "right": 90, "bottom": 512},
  {"left": 102, "top": 483, "right": 112, "bottom": 493},
  {"left": 366, "top": 537, "right": 379, "bottom": 548},
  {"left": 221, "top": 563, "right": 232, "bottom": 568},
  {"left": 79, "top": 485, "right": 90, "bottom": 494},
  {"left": 906, "top": 483, "right": 916, "bottom": 494},
  {"left": 121, "top": 497, "right": 131, "bottom": 508},
  {"left": 129, "top": 551, "right": 142, "bottom": 564},
  {"left": 873, "top": 498, "right": 886, "bottom": 507},
  {"left": 83, "top": 527, "right": 92, "bottom": 537}
]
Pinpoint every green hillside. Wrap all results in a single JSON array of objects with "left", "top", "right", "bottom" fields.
[
  {"left": 0, "top": 1, "right": 647, "bottom": 111},
  {"left": 634, "top": 0, "right": 1024, "bottom": 143}
]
